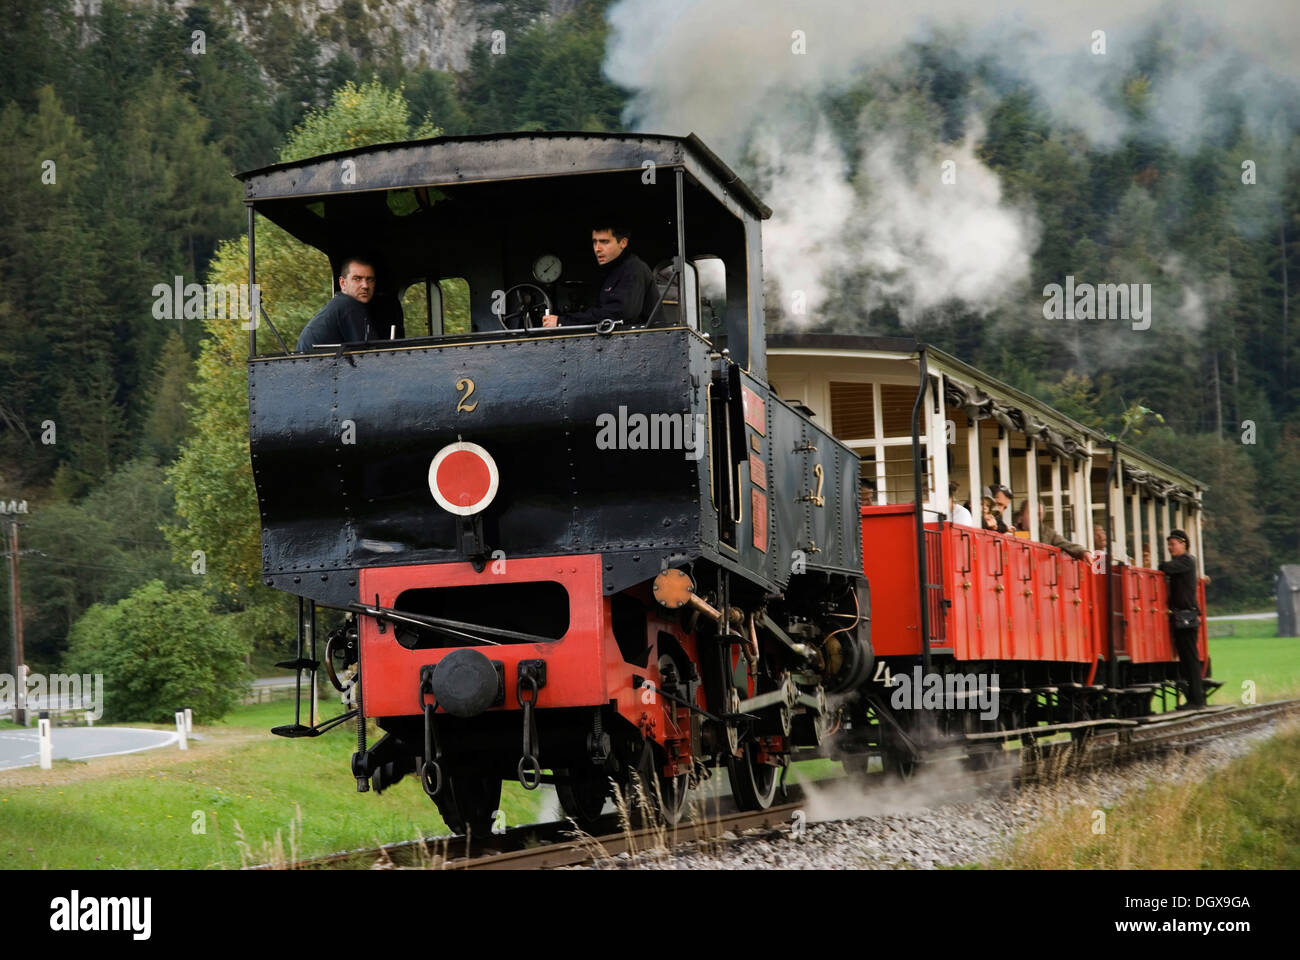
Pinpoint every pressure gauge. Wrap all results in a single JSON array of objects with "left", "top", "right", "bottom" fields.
[{"left": 532, "top": 254, "right": 562, "bottom": 284}]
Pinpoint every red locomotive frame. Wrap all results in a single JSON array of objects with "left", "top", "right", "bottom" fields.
[{"left": 359, "top": 555, "right": 703, "bottom": 764}]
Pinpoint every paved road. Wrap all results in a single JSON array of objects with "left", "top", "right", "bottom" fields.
[
  {"left": 0, "top": 727, "right": 178, "bottom": 770},
  {"left": 1205, "top": 612, "right": 1277, "bottom": 621}
]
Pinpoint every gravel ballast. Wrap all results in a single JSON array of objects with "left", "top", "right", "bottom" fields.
[{"left": 579, "top": 721, "right": 1286, "bottom": 869}]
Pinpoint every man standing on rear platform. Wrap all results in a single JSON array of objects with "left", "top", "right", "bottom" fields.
[{"left": 1159, "top": 529, "right": 1205, "bottom": 708}]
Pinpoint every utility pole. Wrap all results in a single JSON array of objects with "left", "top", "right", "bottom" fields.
[{"left": 6, "top": 513, "right": 27, "bottom": 726}]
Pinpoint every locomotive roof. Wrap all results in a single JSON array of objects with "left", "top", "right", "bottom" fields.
[
  {"left": 766, "top": 332, "right": 1207, "bottom": 494},
  {"left": 235, "top": 131, "right": 772, "bottom": 220}
]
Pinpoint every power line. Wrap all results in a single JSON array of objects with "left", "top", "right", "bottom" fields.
[{"left": 17, "top": 555, "right": 178, "bottom": 575}]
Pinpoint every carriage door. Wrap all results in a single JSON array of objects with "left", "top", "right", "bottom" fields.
[
  {"left": 948, "top": 526, "right": 979, "bottom": 659},
  {"left": 1111, "top": 565, "right": 1131, "bottom": 658},
  {"left": 978, "top": 534, "right": 1010, "bottom": 661},
  {"left": 1060, "top": 554, "right": 1089, "bottom": 662},
  {"left": 1034, "top": 544, "right": 1062, "bottom": 661},
  {"left": 1006, "top": 540, "right": 1036, "bottom": 661}
]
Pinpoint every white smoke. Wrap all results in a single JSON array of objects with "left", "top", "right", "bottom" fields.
[
  {"left": 604, "top": 0, "right": 1300, "bottom": 323},
  {"left": 746, "top": 122, "right": 859, "bottom": 322},
  {"left": 852, "top": 125, "right": 1038, "bottom": 316}
]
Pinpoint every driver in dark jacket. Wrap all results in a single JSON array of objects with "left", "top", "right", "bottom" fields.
[{"left": 541, "top": 224, "right": 656, "bottom": 327}]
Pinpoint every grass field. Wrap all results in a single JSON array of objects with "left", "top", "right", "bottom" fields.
[
  {"left": 0, "top": 699, "right": 546, "bottom": 869},
  {"left": 1204, "top": 617, "right": 1300, "bottom": 704},
  {"left": 990, "top": 719, "right": 1300, "bottom": 868}
]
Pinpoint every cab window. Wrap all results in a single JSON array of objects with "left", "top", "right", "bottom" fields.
[{"left": 401, "top": 278, "right": 472, "bottom": 335}]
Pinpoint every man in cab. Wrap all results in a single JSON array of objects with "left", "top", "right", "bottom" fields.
[{"left": 541, "top": 224, "right": 656, "bottom": 328}]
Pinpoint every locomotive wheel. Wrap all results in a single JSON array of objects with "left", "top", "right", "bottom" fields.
[
  {"left": 881, "top": 723, "right": 917, "bottom": 780},
  {"left": 654, "top": 651, "right": 692, "bottom": 825},
  {"left": 721, "top": 642, "right": 781, "bottom": 810},
  {"left": 433, "top": 771, "right": 502, "bottom": 838},
  {"left": 885, "top": 747, "right": 916, "bottom": 780},
  {"left": 556, "top": 769, "right": 610, "bottom": 829},
  {"left": 961, "top": 712, "right": 1004, "bottom": 772},
  {"left": 727, "top": 738, "right": 780, "bottom": 810},
  {"left": 619, "top": 741, "right": 691, "bottom": 826}
]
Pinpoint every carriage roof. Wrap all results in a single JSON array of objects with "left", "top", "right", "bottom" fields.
[{"left": 766, "top": 333, "right": 1207, "bottom": 498}]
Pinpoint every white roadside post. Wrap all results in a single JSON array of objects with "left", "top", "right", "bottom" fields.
[
  {"left": 38, "top": 711, "right": 51, "bottom": 770},
  {"left": 184, "top": 707, "right": 193, "bottom": 733},
  {"left": 84, "top": 711, "right": 94, "bottom": 727},
  {"left": 18, "top": 664, "right": 29, "bottom": 727},
  {"left": 175, "top": 711, "right": 188, "bottom": 751}
]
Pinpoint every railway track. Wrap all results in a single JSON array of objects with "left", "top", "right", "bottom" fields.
[{"left": 259, "top": 698, "right": 1299, "bottom": 871}]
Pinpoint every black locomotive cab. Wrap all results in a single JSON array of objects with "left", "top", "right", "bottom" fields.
[
  {"left": 241, "top": 134, "right": 866, "bottom": 828},
  {"left": 241, "top": 134, "right": 861, "bottom": 608},
  {"left": 242, "top": 134, "right": 766, "bottom": 359}
]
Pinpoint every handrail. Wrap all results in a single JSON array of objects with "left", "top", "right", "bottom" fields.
[
  {"left": 910, "top": 347, "right": 930, "bottom": 673},
  {"left": 1104, "top": 441, "right": 1119, "bottom": 687}
]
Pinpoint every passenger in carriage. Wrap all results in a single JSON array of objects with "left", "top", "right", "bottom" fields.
[
  {"left": 860, "top": 479, "right": 876, "bottom": 506},
  {"left": 948, "top": 480, "right": 975, "bottom": 526},
  {"left": 1014, "top": 500, "right": 1092, "bottom": 561},
  {"left": 992, "top": 484, "right": 1014, "bottom": 528},
  {"left": 1159, "top": 529, "right": 1205, "bottom": 708},
  {"left": 1091, "top": 524, "right": 1110, "bottom": 571},
  {"left": 981, "top": 491, "right": 1008, "bottom": 533}
]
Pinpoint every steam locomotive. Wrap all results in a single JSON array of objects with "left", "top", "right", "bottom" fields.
[{"left": 240, "top": 133, "right": 1214, "bottom": 834}]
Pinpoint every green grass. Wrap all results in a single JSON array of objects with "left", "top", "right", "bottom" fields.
[
  {"left": 1206, "top": 627, "right": 1300, "bottom": 705},
  {"left": 990, "top": 720, "right": 1300, "bottom": 868},
  {"left": 0, "top": 700, "right": 545, "bottom": 869}
]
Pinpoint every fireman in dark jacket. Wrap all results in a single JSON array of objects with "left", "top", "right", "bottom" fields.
[
  {"left": 542, "top": 225, "right": 656, "bottom": 327},
  {"left": 1159, "top": 529, "right": 1205, "bottom": 708}
]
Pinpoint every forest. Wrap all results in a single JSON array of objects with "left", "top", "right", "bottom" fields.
[{"left": 0, "top": 0, "right": 1295, "bottom": 688}]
